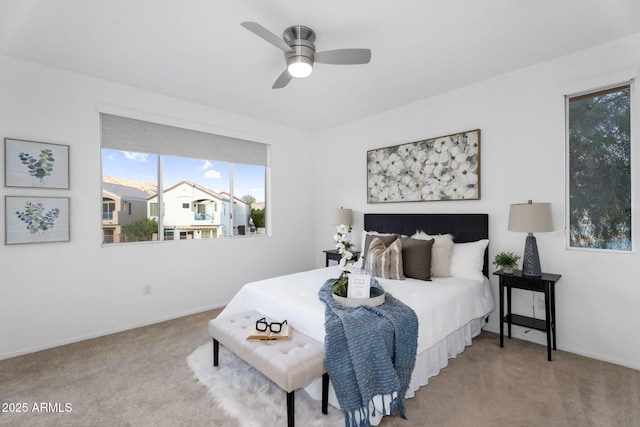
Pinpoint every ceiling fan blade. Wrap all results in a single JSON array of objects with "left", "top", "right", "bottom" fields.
[
  {"left": 315, "top": 48, "right": 371, "bottom": 65},
  {"left": 241, "top": 21, "right": 293, "bottom": 53},
  {"left": 272, "top": 69, "right": 292, "bottom": 89}
]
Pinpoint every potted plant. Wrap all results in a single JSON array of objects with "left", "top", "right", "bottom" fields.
[{"left": 493, "top": 251, "right": 521, "bottom": 274}]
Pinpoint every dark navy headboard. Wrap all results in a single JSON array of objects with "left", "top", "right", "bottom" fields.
[{"left": 364, "top": 213, "right": 489, "bottom": 277}]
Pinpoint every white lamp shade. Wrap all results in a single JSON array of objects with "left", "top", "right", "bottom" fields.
[
  {"left": 508, "top": 202, "right": 553, "bottom": 233},
  {"left": 334, "top": 208, "right": 353, "bottom": 225}
]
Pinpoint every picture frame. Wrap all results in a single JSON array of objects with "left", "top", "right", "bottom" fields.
[
  {"left": 5, "top": 196, "right": 70, "bottom": 244},
  {"left": 4, "top": 138, "right": 70, "bottom": 189},
  {"left": 367, "top": 129, "right": 480, "bottom": 203},
  {"left": 347, "top": 274, "right": 371, "bottom": 299}
]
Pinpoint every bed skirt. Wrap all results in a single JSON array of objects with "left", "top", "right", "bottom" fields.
[{"left": 305, "top": 316, "right": 486, "bottom": 424}]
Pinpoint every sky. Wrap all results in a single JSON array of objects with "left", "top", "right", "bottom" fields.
[{"left": 102, "top": 149, "right": 265, "bottom": 202}]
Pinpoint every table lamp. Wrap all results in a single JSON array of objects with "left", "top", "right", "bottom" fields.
[
  {"left": 508, "top": 201, "right": 553, "bottom": 276},
  {"left": 334, "top": 207, "right": 352, "bottom": 228}
]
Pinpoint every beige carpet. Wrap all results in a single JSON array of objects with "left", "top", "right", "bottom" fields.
[{"left": 1, "top": 308, "right": 638, "bottom": 427}]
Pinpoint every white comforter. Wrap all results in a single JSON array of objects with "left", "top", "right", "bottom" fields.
[{"left": 220, "top": 265, "right": 495, "bottom": 355}]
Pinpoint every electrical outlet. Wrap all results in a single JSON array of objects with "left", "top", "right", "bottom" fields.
[
  {"left": 144, "top": 285, "right": 152, "bottom": 296},
  {"left": 537, "top": 295, "right": 545, "bottom": 310}
]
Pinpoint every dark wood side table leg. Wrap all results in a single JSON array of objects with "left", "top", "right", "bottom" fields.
[
  {"left": 544, "top": 283, "right": 552, "bottom": 361},
  {"left": 507, "top": 285, "right": 512, "bottom": 338},
  {"left": 550, "top": 282, "right": 557, "bottom": 351},
  {"left": 499, "top": 279, "right": 504, "bottom": 347}
]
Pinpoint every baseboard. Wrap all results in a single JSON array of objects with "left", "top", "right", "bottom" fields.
[
  {"left": 482, "top": 322, "right": 640, "bottom": 371},
  {"left": 0, "top": 303, "right": 226, "bottom": 361}
]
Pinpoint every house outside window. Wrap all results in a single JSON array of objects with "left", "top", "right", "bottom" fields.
[
  {"left": 100, "top": 113, "right": 268, "bottom": 245},
  {"left": 566, "top": 84, "right": 632, "bottom": 251}
]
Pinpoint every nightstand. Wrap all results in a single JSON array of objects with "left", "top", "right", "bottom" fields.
[
  {"left": 493, "top": 270, "right": 562, "bottom": 361},
  {"left": 323, "top": 249, "right": 361, "bottom": 267}
]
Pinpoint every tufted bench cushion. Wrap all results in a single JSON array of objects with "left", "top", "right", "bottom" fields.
[{"left": 208, "top": 310, "right": 328, "bottom": 427}]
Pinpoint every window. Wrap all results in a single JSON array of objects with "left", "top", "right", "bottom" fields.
[
  {"left": 567, "top": 84, "right": 632, "bottom": 251},
  {"left": 102, "top": 199, "right": 115, "bottom": 220},
  {"left": 100, "top": 113, "right": 269, "bottom": 245}
]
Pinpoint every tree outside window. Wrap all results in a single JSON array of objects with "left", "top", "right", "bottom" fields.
[{"left": 567, "top": 85, "right": 631, "bottom": 251}]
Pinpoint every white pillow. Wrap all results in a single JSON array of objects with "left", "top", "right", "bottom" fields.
[
  {"left": 411, "top": 232, "right": 454, "bottom": 277},
  {"left": 449, "top": 239, "right": 489, "bottom": 281}
]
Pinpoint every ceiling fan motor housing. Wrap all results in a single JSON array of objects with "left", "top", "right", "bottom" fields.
[{"left": 283, "top": 25, "right": 316, "bottom": 74}]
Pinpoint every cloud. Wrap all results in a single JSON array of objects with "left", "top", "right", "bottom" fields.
[
  {"left": 123, "top": 152, "right": 148, "bottom": 162},
  {"left": 204, "top": 169, "right": 221, "bottom": 179},
  {"left": 199, "top": 160, "right": 212, "bottom": 170}
]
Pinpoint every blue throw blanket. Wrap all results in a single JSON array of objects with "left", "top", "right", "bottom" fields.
[{"left": 318, "top": 278, "right": 418, "bottom": 427}]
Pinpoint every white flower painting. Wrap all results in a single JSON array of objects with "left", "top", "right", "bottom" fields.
[{"left": 367, "top": 130, "right": 480, "bottom": 203}]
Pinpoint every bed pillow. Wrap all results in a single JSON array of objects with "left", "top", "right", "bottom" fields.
[
  {"left": 361, "top": 231, "right": 399, "bottom": 267},
  {"left": 364, "top": 237, "right": 405, "bottom": 280},
  {"left": 449, "top": 239, "right": 489, "bottom": 281},
  {"left": 400, "top": 237, "right": 434, "bottom": 281},
  {"left": 411, "top": 232, "right": 454, "bottom": 277}
]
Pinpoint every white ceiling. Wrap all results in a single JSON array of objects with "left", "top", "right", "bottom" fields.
[{"left": 2, "top": 0, "right": 639, "bottom": 131}]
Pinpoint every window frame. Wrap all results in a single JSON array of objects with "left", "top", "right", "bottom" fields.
[
  {"left": 99, "top": 111, "right": 270, "bottom": 246},
  {"left": 564, "top": 78, "right": 636, "bottom": 253}
]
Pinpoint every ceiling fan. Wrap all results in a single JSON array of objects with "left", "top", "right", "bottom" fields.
[{"left": 241, "top": 21, "right": 372, "bottom": 89}]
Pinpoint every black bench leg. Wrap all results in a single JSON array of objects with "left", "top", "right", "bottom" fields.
[
  {"left": 287, "top": 391, "right": 295, "bottom": 427},
  {"left": 322, "top": 373, "right": 329, "bottom": 415},
  {"left": 212, "top": 339, "right": 219, "bottom": 367}
]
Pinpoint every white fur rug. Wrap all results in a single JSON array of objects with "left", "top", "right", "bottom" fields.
[{"left": 187, "top": 342, "right": 343, "bottom": 427}]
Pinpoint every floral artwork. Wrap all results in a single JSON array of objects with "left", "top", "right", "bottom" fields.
[
  {"left": 367, "top": 129, "right": 480, "bottom": 203},
  {"left": 5, "top": 196, "right": 70, "bottom": 244},
  {"left": 4, "top": 138, "right": 69, "bottom": 189}
]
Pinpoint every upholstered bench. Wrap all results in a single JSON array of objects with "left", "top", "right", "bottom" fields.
[{"left": 208, "top": 310, "right": 328, "bottom": 427}]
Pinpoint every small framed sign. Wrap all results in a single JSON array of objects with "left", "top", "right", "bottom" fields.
[{"left": 347, "top": 274, "right": 371, "bottom": 299}]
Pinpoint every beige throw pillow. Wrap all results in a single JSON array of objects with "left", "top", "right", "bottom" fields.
[
  {"left": 364, "top": 237, "right": 405, "bottom": 280},
  {"left": 361, "top": 232, "right": 399, "bottom": 266},
  {"left": 411, "top": 231, "right": 454, "bottom": 277}
]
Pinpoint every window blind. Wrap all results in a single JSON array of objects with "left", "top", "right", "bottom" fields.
[{"left": 100, "top": 113, "right": 269, "bottom": 166}]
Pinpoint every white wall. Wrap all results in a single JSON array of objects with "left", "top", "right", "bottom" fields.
[
  {"left": 0, "top": 55, "right": 316, "bottom": 359},
  {"left": 3, "top": 33, "right": 640, "bottom": 371},
  {"left": 314, "top": 33, "right": 640, "bottom": 370}
]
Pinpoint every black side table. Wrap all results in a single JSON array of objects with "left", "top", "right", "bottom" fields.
[
  {"left": 493, "top": 269, "right": 561, "bottom": 361},
  {"left": 323, "top": 249, "right": 361, "bottom": 267}
]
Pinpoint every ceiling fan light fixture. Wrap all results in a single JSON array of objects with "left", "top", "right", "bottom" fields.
[
  {"left": 241, "top": 22, "right": 371, "bottom": 88},
  {"left": 287, "top": 56, "right": 313, "bottom": 78}
]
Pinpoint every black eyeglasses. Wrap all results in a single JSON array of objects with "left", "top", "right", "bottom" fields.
[{"left": 256, "top": 317, "right": 288, "bottom": 333}]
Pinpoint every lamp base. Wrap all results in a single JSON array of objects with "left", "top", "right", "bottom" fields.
[{"left": 522, "top": 234, "right": 542, "bottom": 277}]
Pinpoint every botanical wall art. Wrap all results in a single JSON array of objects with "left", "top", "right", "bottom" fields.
[
  {"left": 5, "top": 196, "right": 70, "bottom": 244},
  {"left": 4, "top": 138, "right": 69, "bottom": 189},
  {"left": 367, "top": 129, "right": 480, "bottom": 203}
]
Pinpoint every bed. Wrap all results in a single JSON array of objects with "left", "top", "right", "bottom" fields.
[{"left": 217, "top": 213, "right": 495, "bottom": 424}]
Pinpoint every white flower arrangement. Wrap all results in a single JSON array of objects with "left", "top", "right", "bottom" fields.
[{"left": 333, "top": 224, "right": 354, "bottom": 272}]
